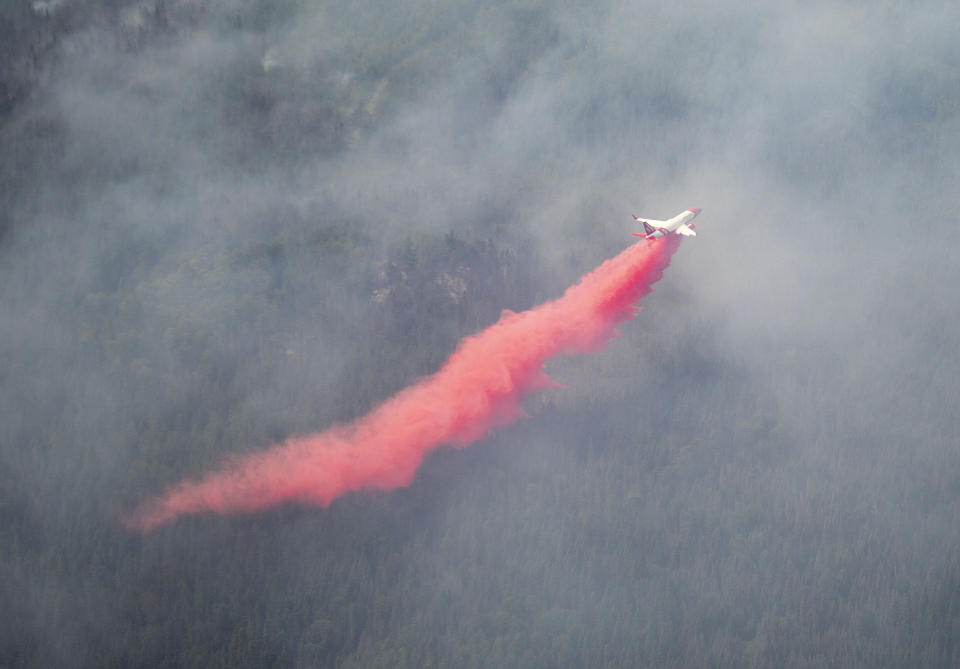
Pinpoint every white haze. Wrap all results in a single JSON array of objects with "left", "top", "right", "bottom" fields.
[{"left": 1, "top": 0, "right": 958, "bottom": 665}]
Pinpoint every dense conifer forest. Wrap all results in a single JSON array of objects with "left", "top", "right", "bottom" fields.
[{"left": 1, "top": 1, "right": 958, "bottom": 666}]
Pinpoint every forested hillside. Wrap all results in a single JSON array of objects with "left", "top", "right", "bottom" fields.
[{"left": 1, "top": 1, "right": 958, "bottom": 667}]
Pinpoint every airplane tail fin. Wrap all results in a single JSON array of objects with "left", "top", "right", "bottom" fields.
[{"left": 631, "top": 217, "right": 657, "bottom": 236}]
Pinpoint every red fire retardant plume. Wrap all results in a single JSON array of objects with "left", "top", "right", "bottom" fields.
[{"left": 124, "top": 235, "right": 682, "bottom": 531}]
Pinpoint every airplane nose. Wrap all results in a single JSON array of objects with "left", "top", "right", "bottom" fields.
[{"left": 689, "top": 207, "right": 701, "bottom": 215}]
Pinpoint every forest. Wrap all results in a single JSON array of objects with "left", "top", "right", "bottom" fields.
[{"left": 1, "top": 0, "right": 959, "bottom": 667}]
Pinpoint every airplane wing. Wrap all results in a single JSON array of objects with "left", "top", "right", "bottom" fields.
[{"left": 676, "top": 223, "right": 696, "bottom": 237}]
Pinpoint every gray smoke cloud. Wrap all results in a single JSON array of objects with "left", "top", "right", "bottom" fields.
[{"left": 1, "top": 0, "right": 958, "bottom": 665}]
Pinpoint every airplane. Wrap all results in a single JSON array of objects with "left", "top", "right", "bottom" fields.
[{"left": 632, "top": 207, "right": 701, "bottom": 239}]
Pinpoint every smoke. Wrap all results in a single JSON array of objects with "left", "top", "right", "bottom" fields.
[{"left": 124, "top": 235, "right": 681, "bottom": 531}]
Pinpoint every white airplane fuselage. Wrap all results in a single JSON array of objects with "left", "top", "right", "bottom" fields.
[{"left": 632, "top": 207, "right": 701, "bottom": 239}]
